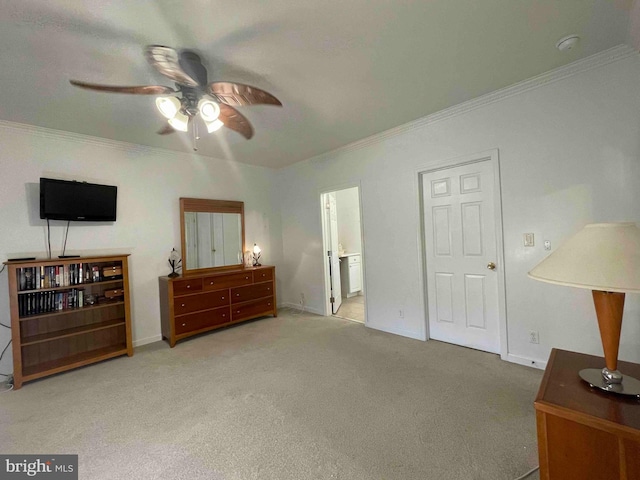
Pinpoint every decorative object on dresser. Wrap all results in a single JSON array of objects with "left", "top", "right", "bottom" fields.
[
  {"left": 159, "top": 265, "right": 277, "bottom": 347},
  {"left": 168, "top": 248, "right": 181, "bottom": 278},
  {"left": 252, "top": 243, "right": 261, "bottom": 267},
  {"left": 535, "top": 349, "right": 640, "bottom": 480},
  {"left": 528, "top": 223, "right": 640, "bottom": 397},
  {"left": 4, "top": 254, "right": 133, "bottom": 389}
]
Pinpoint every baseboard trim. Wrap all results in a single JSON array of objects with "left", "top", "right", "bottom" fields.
[
  {"left": 133, "top": 334, "right": 162, "bottom": 347},
  {"left": 503, "top": 353, "right": 547, "bottom": 371},
  {"left": 280, "top": 302, "right": 324, "bottom": 316},
  {"left": 366, "top": 321, "right": 425, "bottom": 341}
]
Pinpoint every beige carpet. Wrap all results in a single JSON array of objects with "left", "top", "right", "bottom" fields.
[{"left": 0, "top": 309, "right": 542, "bottom": 480}]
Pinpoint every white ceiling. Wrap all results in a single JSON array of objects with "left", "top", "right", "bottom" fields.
[{"left": 0, "top": 0, "right": 633, "bottom": 168}]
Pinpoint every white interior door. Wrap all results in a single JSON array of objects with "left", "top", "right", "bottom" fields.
[
  {"left": 326, "top": 192, "right": 342, "bottom": 313},
  {"left": 422, "top": 160, "right": 501, "bottom": 353}
]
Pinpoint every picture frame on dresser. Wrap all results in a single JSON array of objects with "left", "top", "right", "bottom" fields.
[{"left": 159, "top": 199, "right": 277, "bottom": 347}]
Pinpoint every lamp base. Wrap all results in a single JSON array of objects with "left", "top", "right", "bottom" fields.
[{"left": 579, "top": 368, "right": 640, "bottom": 398}]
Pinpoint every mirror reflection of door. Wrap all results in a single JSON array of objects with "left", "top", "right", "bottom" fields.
[
  {"left": 184, "top": 212, "right": 198, "bottom": 270},
  {"left": 184, "top": 212, "right": 243, "bottom": 269}
]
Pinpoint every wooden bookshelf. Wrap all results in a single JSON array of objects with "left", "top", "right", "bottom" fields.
[{"left": 4, "top": 254, "right": 133, "bottom": 389}]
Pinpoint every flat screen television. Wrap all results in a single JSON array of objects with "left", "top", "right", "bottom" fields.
[{"left": 40, "top": 178, "right": 117, "bottom": 222}]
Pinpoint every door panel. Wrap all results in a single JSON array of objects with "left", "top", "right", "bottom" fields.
[{"left": 422, "top": 159, "right": 501, "bottom": 353}]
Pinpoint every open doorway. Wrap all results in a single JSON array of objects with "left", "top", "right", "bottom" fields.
[{"left": 321, "top": 186, "right": 366, "bottom": 324}]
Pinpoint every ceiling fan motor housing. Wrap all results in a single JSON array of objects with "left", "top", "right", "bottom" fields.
[{"left": 179, "top": 51, "right": 208, "bottom": 87}]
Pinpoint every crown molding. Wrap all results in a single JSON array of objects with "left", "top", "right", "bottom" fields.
[
  {"left": 307, "top": 44, "right": 638, "bottom": 165},
  {"left": 0, "top": 119, "right": 248, "bottom": 166}
]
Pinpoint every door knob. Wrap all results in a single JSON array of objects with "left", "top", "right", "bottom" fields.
[{"left": 487, "top": 262, "right": 496, "bottom": 270}]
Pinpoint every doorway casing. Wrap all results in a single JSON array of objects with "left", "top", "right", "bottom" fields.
[{"left": 320, "top": 183, "right": 367, "bottom": 323}]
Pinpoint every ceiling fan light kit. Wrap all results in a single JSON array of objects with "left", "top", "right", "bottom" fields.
[
  {"left": 168, "top": 111, "right": 189, "bottom": 132},
  {"left": 156, "top": 96, "right": 181, "bottom": 119},
  {"left": 198, "top": 98, "right": 220, "bottom": 122},
  {"left": 205, "top": 119, "right": 224, "bottom": 133},
  {"left": 70, "top": 45, "right": 282, "bottom": 146}
]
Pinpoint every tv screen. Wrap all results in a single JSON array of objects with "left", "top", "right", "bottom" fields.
[{"left": 40, "top": 178, "right": 117, "bottom": 222}]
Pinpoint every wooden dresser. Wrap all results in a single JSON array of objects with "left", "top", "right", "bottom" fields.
[
  {"left": 159, "top": 265, "right": 276, "bottom": 347},
  {"left": 535, "top": 349, "right": 640, "bottom": 480}
]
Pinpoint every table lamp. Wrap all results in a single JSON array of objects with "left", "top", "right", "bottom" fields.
[
  {"left": 252, "top": 243, "right": 262, "bottom": 267},
  {"left": 528, "top": 223, "right": 640, "bottom": 397}
]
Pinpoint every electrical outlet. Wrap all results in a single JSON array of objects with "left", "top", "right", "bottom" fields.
[
  {"left": 299, "top": 293, "right": 305, "bottom": 305},
  {"left": 529, "top": 330, "right": 539, "bottom": 344}
]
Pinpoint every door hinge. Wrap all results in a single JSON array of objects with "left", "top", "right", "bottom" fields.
[{"left": 330, "top": 296, "right": 335, "bottom": 304}]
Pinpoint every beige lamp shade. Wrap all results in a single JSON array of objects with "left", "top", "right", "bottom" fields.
[{"left": 528, "top": 223, "right": 640, "bottom": 293}]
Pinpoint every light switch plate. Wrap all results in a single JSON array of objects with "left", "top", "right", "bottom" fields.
[{"left": 524, "top": 233, "right": 535, "bottom": 247}]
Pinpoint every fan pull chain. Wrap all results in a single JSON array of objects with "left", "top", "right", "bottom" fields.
[{"left": 191, "top": 116, "right": 198, "bottom": 151}]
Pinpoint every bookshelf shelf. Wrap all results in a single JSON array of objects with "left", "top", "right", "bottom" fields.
[
  {"left": 18, "top": 301, "right": 125, "bottom": 321},
  {"left": 20, "top": 318, "right": 126, "bottom": 346},
  {"left": 16, "top": 278, "right": 123, "bottom": 295},
  {"left": 5, "top": 254, "right": 133, "bottom": 389},
  {"left": 22, "top": 344, "right": 128, "bottom": 380}
]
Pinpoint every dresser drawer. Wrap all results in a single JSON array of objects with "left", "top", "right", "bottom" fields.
[
  {"left": 231, "top": 297, "right": 274, "bottom": 321},
  {"left": 203, "top": 271, "right": 253, "bottom": 291},
  {"left": 231, "top": 282, "right": 274, "bottom": 304},
  {"left": 174, "top": 290, "right": 230, "bottom": 316},
  {"left": 173, "top": 278, "right": 203, "bottom": 296},
  {"left": 253, "top": 268, "right": 273, "bottom": 282},
  {"left": 174, "top": 307, "right": 230, "bottom": 335}
]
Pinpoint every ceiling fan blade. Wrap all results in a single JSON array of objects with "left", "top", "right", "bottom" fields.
[
  {"left": 207, "top": 82, "right": 282, "bottom": 107},
  {"left": 144, "top": 45, "right": 200, "bottom": 87},
  {"left": 219, "top": 104, "right": 254, "bottom": 139},
  {"left": 70, "top": 80, "right": 175, "bottom": 95},
  {"left": 157, "top": 124, "right": 175, "bottom": 135}
]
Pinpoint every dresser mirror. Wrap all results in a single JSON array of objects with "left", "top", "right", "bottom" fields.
[{"left": 180, "top": 198, "right": 245, "bottom": 275}]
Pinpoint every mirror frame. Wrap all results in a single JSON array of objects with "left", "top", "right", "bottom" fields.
[{"left": 179, "top": 198, "right": 246, "bottom": 276}]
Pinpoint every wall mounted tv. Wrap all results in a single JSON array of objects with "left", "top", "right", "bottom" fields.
[{"left": 40, "top": 178, "right": 117, "bottom": 222}]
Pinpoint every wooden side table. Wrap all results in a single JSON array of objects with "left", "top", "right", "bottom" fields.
[{"left": 535, "top": 349, "right": 640, "bottom": 480}]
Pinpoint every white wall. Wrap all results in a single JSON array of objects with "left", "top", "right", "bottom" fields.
[
  {"left": 0, "top": 124, "right": 282, "bottom": 375},
  {"left": 279, "top": 50, "right": 640, "bottom": 366},
  {"left": 336, "top": 187, "right": 362, "bottom": 256}
]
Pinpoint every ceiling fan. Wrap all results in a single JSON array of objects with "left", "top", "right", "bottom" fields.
[{"left": 70, "top": 45, "right": 282, "bottom": 145}]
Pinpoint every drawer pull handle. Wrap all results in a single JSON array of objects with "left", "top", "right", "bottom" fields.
[
  {"left": 236, "top": 293, "right": 240, "bottom": 296},
  {"left": 210, "top": 281, "right": 214, "bottom": 285},
  {"left": 268, "top": 303, "right": 271, "bottom": 306},
  {"left": 186, "top": 285, "right": 191, "bottom": 289},
  {"left": 236, "top": 310, "right": 240, "bottom": 313},
  {"left": 222, "top": 314, "right": 226, "bottom": 317},
  {"left": 245, "top": 276, "right": 249, "bottom": 279},
  {"left": 182, "top": 323, "right": 186, "bottom": 327},
  {"left": 222, "top": 296, "right": 225, "bottom": 300},
  {"left": 267, "top": 288, "right": 270, "bottom": 291},
  {"left": 181, "top": 303, "right": 185, "bottom": 307}
]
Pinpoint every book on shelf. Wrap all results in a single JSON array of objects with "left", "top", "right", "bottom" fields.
[
  {"left": 16, "top": 263, "right": 102, "bottom": 292},
  {"left": 19, "top": 287, "right": 86, "bottom": 317}
]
